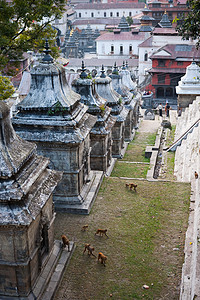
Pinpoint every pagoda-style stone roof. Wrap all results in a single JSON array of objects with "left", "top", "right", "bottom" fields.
[
  {"left": 0, "top": 101, "right": 36, "bottom": 179},
  {"left": 14, "top": 45, "right": 96, "bottom": 145},
  {"left": 158, "top": 11, "right": 172, "bottom": 28},
  {"left": 117, "top": 15, "right": 130, "bottom": 32},
  {"left": 72, "top": 62, "right": 116, "bottom": 135},
  {"left": 0, "top": 101, "right": 62, "bottom": 223}
]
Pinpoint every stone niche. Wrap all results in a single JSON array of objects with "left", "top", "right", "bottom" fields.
[
  {"left": 72, "top": 62, "right": 116, "bottom": 173},
  {"left": 12, "top": 42, "right": 103, "bottom": 214},
  {"left": 0, "top": 101, "right": 62, "bottom": 299},
  {"left": 109, "top": 62, "right": 139, "bottom": 141},
  {"left": 94, "top": 66, "right": 129, "bottom": 158}
]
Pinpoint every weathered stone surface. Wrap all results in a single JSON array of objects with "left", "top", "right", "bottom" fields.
[
  {"left": 12, "top": 47, "right": 102, "bottom": 212},
  {"left": 109, "top": 63, "right": 139, "bottom": 141},
  {"left": 0, "top": 101, "right": 62, "bottom": 299},
  {"left": 72, "top": 62, "right": 116, "bottom": 172},
  {"left": 95, "top": 67, "right": 129, "bottom": 158}
]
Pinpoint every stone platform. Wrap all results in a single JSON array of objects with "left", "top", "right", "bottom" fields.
[{"left": 55, "top": 170, "right": 104, "bottom": 214}]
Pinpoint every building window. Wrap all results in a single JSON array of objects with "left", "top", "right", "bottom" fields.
[
  {"left": 111, "top": 45, "right": 114, "bottom": 54},
  {"left": 117, "top": 12, "right": 119, "bottom": 17},
  {"left": 110, "top": 12, "right": 113, "bottom": 17},
  {"left": 79, "top": 13, "right": 81, "bottom": 18},
  {"left": 104, "top": 12, "right": 106, "bottom": 17},
  {"left": 120, "top": 45, "right": 123, "bottom": 55},
  {"left": 177, "top": 61, "right": 183, "bottom": 66},
  {"left": 144, "top": 53, "right": 148, "bottom": 61},
  {"left": 102, "top": 44, "right": 105, "bottom": 54},
  {"left": 129, "top": 12, "right": 132, "bottom": 16},
  {"left": 157, "top": 87, "right": 164, "bottom": 98},
  {"left": 158, "top": 60, "right": 166, "bottom": 67},
  {"left": 91, "top": 12, "right": 94, "bottom": 17},
  {"left": 129, "top": 45, "right": 132, "bottom": 53},
  {"left": 157, "top": 74, "right": 165, "bottom": 84}
]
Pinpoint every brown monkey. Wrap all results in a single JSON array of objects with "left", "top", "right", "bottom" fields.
[
  {"left": 98, "top": 252, "right": 107, "bottom": 266},
  {"left": 83, "top": 244, "right": 96, "bottom": 257},
  {"left": 95, "top": 229, "right": 109, "bottom": 237},
  {"left": 81, "top": 224, "right": 88, "bottom": 231},
  {"left": 195, "top": 171, "right": 198, "bottom": 179},
  {"left": 61, "top": 235, "right": 70, "bottom": 251},
  {"left": 129, "top": 183, "right": 137, "bottom": 192}
]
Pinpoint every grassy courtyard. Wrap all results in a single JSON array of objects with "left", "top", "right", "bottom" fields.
[{"left": 54, "top": 125, "right": 191, "bottom": 300}]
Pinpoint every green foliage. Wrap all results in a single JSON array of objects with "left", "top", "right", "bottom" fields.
[
  {"left": 126, "top": 16, "right": 133, "bottom": 26},
  {"left": 0, "top": 0, "right": 67, "bottom": 72},
  {"left": 0, "top": 74, "right": 15, "bottom": 100},
  {"left": 176, "top": 0, "right": 200, "bottom": 48},
  {"left": 47, "top": 101, "right": 67, "bottom": 116}
]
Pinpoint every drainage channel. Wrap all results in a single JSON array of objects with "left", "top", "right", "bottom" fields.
[{"left": 153, "top": 128, "right": 166, "bottom": 179}]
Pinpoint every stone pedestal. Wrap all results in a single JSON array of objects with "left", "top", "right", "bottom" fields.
[
  {"left": 95, "top": 66, "right": 129, "bottom": 158},
  {"left": 176, "top": 61, "right": 200, "bottom": 109},
  {"left": 12, "top": 42, "right": 102, "bottom": 214},
  {"left": 0, "top": 101, "right": 62, "bottom": 299},
  {"left": 72, "top": 62, "right": 116, "bottom": 173}
]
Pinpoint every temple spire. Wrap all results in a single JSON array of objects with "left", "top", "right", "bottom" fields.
[{"left": 42, "top": 39, "right": 54, "bottom": 63}]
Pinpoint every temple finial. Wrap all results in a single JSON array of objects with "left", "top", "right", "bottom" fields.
[
  {"left": 42, "top": 39, "right": 53, "bottom": 63},
  {"left": 100, "top": 65, "right": 106, "bottom": 78},
  {"left": 80, "top": 61, "right": 87, "bottom": 79}
]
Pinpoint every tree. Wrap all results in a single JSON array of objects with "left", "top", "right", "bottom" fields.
[
  {"left": 126, "top": 16, "right": 133, "bottom": 26},
  {"left": 0, "top": 74, "right": 15, "bottom": 100},
  {"left": 0, "top": 0, "right": 67, "bottom": 73},
  {"left": 176, "top": 0, "right": 200, "bottom": 48}
]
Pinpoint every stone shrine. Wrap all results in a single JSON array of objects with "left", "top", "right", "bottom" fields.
[
  {"left": 72, "top": 61, "right": 116, "bottom": 173},
  {"left": 0, "top": 101, "right": 62, "bottom": 299},
  {"left": 95, "top": 65, "right": 129, "bottom": 158},
  {"left": 12, "top": 41, "right": 102, "bottom": 214},
  {"left": 176, "top": 61, "right": 200, "bottom": 110},
  {"left": 109, "top": 62, "right": 139, "bottom": 141},
  {"left": 120, "top": 61, "right": 137, "bottom": 92}
]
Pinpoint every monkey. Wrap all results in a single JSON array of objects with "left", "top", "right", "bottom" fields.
[
  {"left": 98, "top": 252, "right": 107, "bottom": 267},
  {"left": 125, "top": 183, "right": 129, "bottom": 188},
  {"left": 95, "top": 229, "right": 109, "bottom": 238},
  {"left": 129, "top": 183, "right": 137, "bottom": 192},
  {"left": 195, "top": 171, "right": 198, "bottom": 179},
  {"left": 61, "top": 235, "right": 70, "bottom": 252},
  {"left": 81, "top": 224, "right": 88, "bottom": 231},
  {"left": 83, "top": 243, "right": 96, "bottom": 257}
]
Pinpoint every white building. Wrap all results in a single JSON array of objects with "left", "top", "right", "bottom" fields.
[
  {"left": 96, "top": 30, "right": 147, "bottom": 59},
  {"left": 74, "top": 2, "right": 145, "bottom": 20}
]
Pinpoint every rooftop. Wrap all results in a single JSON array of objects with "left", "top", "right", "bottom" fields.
[{"left": 96, "top": 31, "right": 146, "bottom": 41}]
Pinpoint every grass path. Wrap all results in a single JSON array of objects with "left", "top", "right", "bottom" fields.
[{"left": 54, "top": 121, "right": 191, "bottom": 300}]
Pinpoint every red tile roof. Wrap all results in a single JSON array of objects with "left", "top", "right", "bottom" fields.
[
  {"left": 96, "top": 31, "right": 146, "bottom": 41},
  {"left": 75, "top": 2, "right": 145, "bottom": 9},
  {"left": 151, "top": 44, "right": 200, "bottom": 60},
  {"left": 138, "top": 36, "right": 153, "bottom": 47},
  {"left": 152, "top": 27, "right": 178, "bottom": 35}
]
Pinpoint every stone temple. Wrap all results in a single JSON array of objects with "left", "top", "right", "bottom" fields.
[
  {"left": 72, "top": 61, "right": 116, "bottom": 173},
  {"left": 95, "top": 65, "right": 129, "bottom": 158},
  {"left": 12, "top": 41, "right": 103, "bottom": 214},
  {"left": 0, "top": 101, "right": 62, "bottom": 299}
]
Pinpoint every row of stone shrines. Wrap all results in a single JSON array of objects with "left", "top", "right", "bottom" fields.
[
  {"left": 12, "top": 45, "right": 139, "bottom": 214},
  {"left": 0, "top": 45, "right": 139, "bottom": 298}
]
